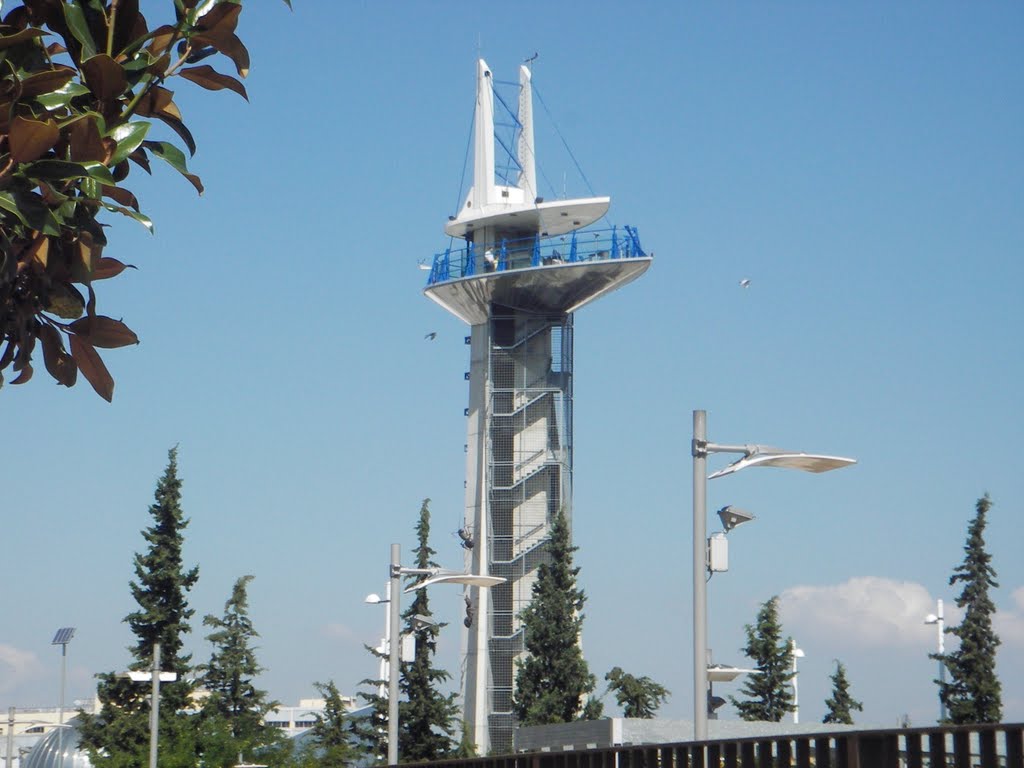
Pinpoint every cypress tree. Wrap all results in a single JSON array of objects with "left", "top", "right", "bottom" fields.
[
  {"left": 78, "top": 447, "right": 201, "bottom": 768},
  {"left": 197, "top": 575, "right": 282, "bottom": 766},
  {"left": 513, "top": 509, "right": 598, "bottom": 725},
  {"left": 399, "top": 498, "right": 459, "bottom": 761},
  {"left": 936, "top": 494, "right": 1002, "bottom": 723},
  {"left": 730, "top": 596, "right": 794, "bottom": 722},
  {"left": 822, "top": 660, "right": 862, "bottom": 725}
]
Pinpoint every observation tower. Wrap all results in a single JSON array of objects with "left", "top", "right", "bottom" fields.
[{"left": 424, "top": 59, "right": 651, "bottom": 754}]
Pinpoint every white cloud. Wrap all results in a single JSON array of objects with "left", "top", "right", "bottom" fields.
[
  {"left": 322, "top": 622, "right": 357, "bottom": 641},
  {"left": 0, "top": 644, "right": 45, "bottom": 695},
  {"left": 780, "top": 577, "right": 1024, "bottom": 654},
  {"left": 995, "top": 586, "right": 1024, "bottom": 649},
  {"left": 779, "top": 577, "right": 946, "bottom": 650}
]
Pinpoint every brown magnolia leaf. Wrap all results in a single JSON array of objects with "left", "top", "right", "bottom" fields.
[
  {"left": 147, "top": 24, "right": 177, "bottom": 56},
  {"left": 0, "top": 28, "right": 47, "bottom": 49},
  {"left": 8, "top": 115, "right": 60, "bottom": 162},
  {"left": 127, "top": 147, "right": 151, "bottom": 174},
  {"left": 39, "top": 323, "right": 77, "bottom": 387},
  {"left": 92, "top": 256, "right": 137, "bottom": 280},
  {"left": 209, "top": 32, "right": 249, "bottom": 78},
  {"left": 100, "top": 184, "right": 139, "bottom": 210},
  {"left": 81, "top": 54, "right": 128, "bottom": 102},
  {"left": 133, "top": 84, "right": 175, "bottom": 117},
  {"left": 17, "top": 67, "right": 76, "bottom": 99},
  {"left": 178, "top": 65, "right": 247, "bottom": 100},
  {"left": 70, "top": 231, "right": 103, "bottom": 281},
  {"left": 195, "top": 2, "right": 242, "bottom": 40},
  {"left": 69, "top": 315, "right": 139, "bottom": 348},
  {"left": 26, "top": 234, "right": 49, "bottom": 268},
  {"left": 69, "top": 335, "right": 114, "bottom": 401},
  {"left": 68, "top": 116, "right": 106, "bottom": 162},
  {"left": 10, "top": 362, "right": 33, "bottom": 385}
]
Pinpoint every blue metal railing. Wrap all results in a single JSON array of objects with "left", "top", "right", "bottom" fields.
[{"left": 426, "top": 225, "right": 646, "bottom": 286}]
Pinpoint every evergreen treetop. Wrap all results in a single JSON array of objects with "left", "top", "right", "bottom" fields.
[
  {"left": 399, "top": 498, "right": 458, "bottom": 761},
  {"left": 78, "top": 447, "right": 200, "bottom": 768},
  {"left": 198, "top": 575, "right": 282, "bottom": 766},
  {"left": 605, "top": 667, "right": 670, "bottom": 719},
  {"left": 730, "top": 596, "right": 794, "bottom": 722},
  {"left": 513, "top": 509, "right": 598, "bottom": 726},
  {"left": 822, "top": 660, "right": 863, "bottom": 725},
  {"left": 937, "top": 494, "right": 1002, "bottom": 724}
]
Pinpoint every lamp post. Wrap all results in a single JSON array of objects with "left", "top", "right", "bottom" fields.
[
  {"left": 692, "top": 409, "right": 855, "bottom": 741},
  {"left": 384, "top": 543, "right": 504, "bottom": 766},
  {"left": 790, "top": 640, "right": 805, "bottom": 724},
  {"left": 925, "top": 598, "right": 946, "bottom": 722},
  {"left": 51, "top": 627, "right": 75, "bottom": 768},
  {"left": 123, "top": 643, "right": 177, "bottom": 768}
]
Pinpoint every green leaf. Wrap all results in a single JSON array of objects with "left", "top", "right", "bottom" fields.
[
  {"left": 107, "top": 121, "right": 151, "bottom": 166},
  {"left": 82, "top": 162, "right": 116, "bottom": 185},
  {"left": 142, "top": 140, "right": 203, "bottom": 194},
  {"left": 0, "top": 191, "right": 31, "bottom": 228},
  {"left": 23, "top": 159, "right": 92, "bottom": 181},
  {"left": 35, "top": 81, "right": 91, "bottom": 110},
  {"left": 62, "top": 1, "right": 98, "bottom": 60},
  {"left": 101, "top": 200, "right": 154, "bottom": 232},
  {"left": 10, "top": 189, "right": 62, "bottom": 236}
]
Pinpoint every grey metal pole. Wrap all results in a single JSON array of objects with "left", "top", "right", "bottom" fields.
[
  {"left": 6, "top": 707, "right": 14, "bottom": 768},
  {"left": 149, "top": 643, "right": 160, "bottom": 768},
  {"left": 57, "top": 644, "right": 66, "bottom": 768},
  {"left": 387, "top": 544, "right": 401, "bottom": 766},
  {"left": 937, "top": 599, "right": 946, "bottom": 722},
  {"left": 692, "top": 410, "right": 708, "bottom": 742}
]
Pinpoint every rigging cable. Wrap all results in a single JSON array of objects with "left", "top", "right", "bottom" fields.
[{"left": 533, "top": 83, "right": 598, "bottom": 199}]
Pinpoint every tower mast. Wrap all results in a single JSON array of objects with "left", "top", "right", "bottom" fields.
[{"left": 424, "top": 59, "right": 651, "bottom": 754}]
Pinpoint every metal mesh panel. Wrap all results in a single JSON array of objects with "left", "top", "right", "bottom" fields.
[{"left": 485, "top": 307, "right": 573, "bottom": 754}]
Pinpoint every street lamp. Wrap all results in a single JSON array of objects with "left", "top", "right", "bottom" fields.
[
  {"left": 384, "top": 543, "right": 504, "bottom": 766},
  {"left": 790, "top": 640, "right": 805, "bottom": 724},
  {"left": 122, "top": 643, "right": 177, "bottom": 768},
  {"left": 925, "top": 598, "right": 946, "bottom": 722},
  {"left": 706, "top": 662, "right": 760, "bottom": 720},
  {"left": 51, "top": 627, "right": 74, "bottom": 768},
  {"left": 692, "top": 409, "right": 855, "bottom": 741}
]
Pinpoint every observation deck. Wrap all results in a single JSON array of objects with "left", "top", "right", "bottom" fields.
[{"left": 424, "top": 225, "right": 652, "bottom": 325}]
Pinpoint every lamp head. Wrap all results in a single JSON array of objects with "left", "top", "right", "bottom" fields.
[
  {"left": 717, "top": 506, "right": 755, "bottom": 533},
  {"left": 364, "top": 593, "right": 384, "bottom": 605},
  {"left": 924, "top": 614, "right": 939, "bottom": 624}
]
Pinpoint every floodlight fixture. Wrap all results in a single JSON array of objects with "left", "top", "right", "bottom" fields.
[{"left": 716, "top": 506, "right": 755, "bottom": 533}]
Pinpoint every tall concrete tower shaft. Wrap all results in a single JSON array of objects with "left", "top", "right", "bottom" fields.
[{"left": 424, "top": 60, "right": 651, "bottom": 755}]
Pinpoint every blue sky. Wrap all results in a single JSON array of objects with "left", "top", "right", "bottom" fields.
[{"left": 3, "top": 1, "right": 1023, "bottom": 730}]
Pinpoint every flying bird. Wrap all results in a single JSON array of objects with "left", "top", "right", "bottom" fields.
[
  {"left": 739, "top": 278, "right": 751, "bottom": 288},
  {"left": 424, "top": 332, "right": 437, "bottom": 341}
]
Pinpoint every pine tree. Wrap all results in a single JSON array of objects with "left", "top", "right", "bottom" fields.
[
  {"left": 351, "top": 659, "right": 388, "bottom": 765},
  {"left": 301, "top": 680, "right": 361, "bottom": 768},
  {"left": 513, "top": 509, "right": 598, "bottom": 725},
  {"left": 605, "top": 667, "right": 670, "bottom": 718},
  {"left": 78, "top": 447, "right": 201, "bottom": 768},
  {"left": 936, "top": 494, "right": 1002, "bottom": 723},
  {"left": 197, "top": 575, "right": 282, "bottom": 766},
  {"left": 730, "top": 596, "right": 794, "bottom": 722},
  {"left": 822, "top": 660, "right": 863, "bottom": 724},
  {"left": 399, "top": 498, "right": 459, "bottom": 761}
]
